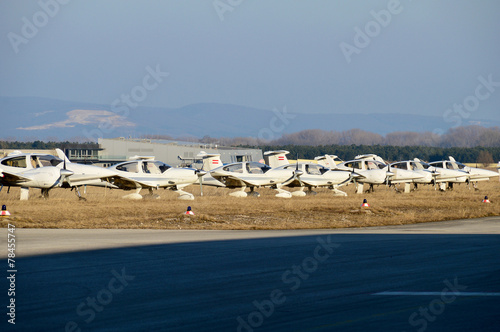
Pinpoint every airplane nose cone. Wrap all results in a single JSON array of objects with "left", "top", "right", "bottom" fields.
[
  {"left": 386, "top": 171, "right": 395, "bottom": 177},
  {"left": 60, "top": 169, "right": 74, "bottom": 177},
  {"left": 195, "top": 169, "right": 207, "bottom": 177},
  {"left": 294, "top": 170, "right": 304, "bottom": 176}
]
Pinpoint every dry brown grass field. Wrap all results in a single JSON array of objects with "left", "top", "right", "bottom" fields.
[{"left": 1, "top": 177, "right": 499, "bottom": 230}]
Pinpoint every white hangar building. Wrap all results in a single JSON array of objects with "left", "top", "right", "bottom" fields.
[{"left": 76, "top": 138, "right": 263, "bottom": 167}]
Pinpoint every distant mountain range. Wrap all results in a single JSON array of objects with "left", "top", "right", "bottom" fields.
[{"left": 1, "top": 96, "right": 499, "bottom": 141}]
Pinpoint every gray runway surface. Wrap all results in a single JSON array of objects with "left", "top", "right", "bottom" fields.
[{"left": 1, "top": 218, "right": 499, "bottom": 331}]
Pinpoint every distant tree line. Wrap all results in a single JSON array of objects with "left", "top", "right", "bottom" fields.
[
  {"left": 0, "top": 141, "right": 98, "bottom": 150},
  {"left": 261, "top": 126, "right": 500, "bottom": 148},
  {"left": 257, "top": 144, "right": 499, "bottom": 164},
  {"left": 3, "top": 125, "right": 499, "bottom": 164},
  {"left": 145, "top": 125, "right": 500, "bottom": 150}
]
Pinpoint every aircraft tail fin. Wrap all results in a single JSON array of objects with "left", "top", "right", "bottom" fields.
[
  {"left": 449, "top": 156, "right": 456, "bottom": 162},
  {"left": 314, "top": 155, "right": 338, "bottom": 169},
  {"left": 355, "top": 154, "right": 386, "bottom": 164},
  {"left": 55, "top": 148, "right": 71, "bottom": 164},
  {"left": 264, "top": 150, "right": 289, "bottom": 168},
  {"left": 197, "top": 151, "right": 222, "bottom": 171}
]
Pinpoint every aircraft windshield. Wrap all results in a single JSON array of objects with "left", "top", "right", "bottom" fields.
[
  {"left": 35, "top": 155, "right": 62, "bottom": 167},
  {"left": 410, "top": 161, "right": 425, "bottom": 170},
  {"left": 305, "top": 164, "right": 328, "bottom": 175},
  {"left": 430, "top": 162, "right": 443, "bottom": 168},
  {"left": 246, "top": 162, "right": 271, "bottom": 174},
  {"left": 454, "top": 162, "right": 467, "bottom": 170},
  {"left": 366, "top": 161, "right": 385, "bottom": 170},
  {"left": 445, "top": 162, "right": 455, "bottom": 170},
  {"left": 418, "top": 161, "right": 432, "bottom": 169},
  {"left": 391, "top": 162, "right": 408, "bottom": 170},
  {"left": 143, "top": 161, "right": 171, "bottom": 174}
]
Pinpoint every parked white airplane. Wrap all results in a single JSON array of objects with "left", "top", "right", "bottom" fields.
[
  {"left": 331, "top": 154, "right": 423, "bottom": 193},
  {"left": 54, "top": 149, "right": 119, "bottom": 199},
  {"left": 209, "top": 159, "right": 301, "bottom": 198},
  {"left": 108, "top": 156, "right": 205, "bottom": 200},
  {"left": 266, "top": 151, "right": 357, "bottom": 196},
  {"left": 0, "top": 149, "right": 120, "bottom": 200},
  {"left": 441, "top": 157, "right": 498, "bottom": 182},
  {"left": 389, "top": 159, "right": 434, "bottom": 188},
  {"left": 196, "top": 151, "right": 225, "bottom": 190},
  {"left": 428, "top": 156, "right": 497, "bottom": 190},
  {"left": 0, "top": 151, "right": 73, "bottom": 200}
]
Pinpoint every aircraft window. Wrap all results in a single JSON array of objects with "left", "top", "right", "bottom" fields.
[
  {"left": 431, "top": 162, "right": 443, "bottom": 168},
  {"left": 145, "top": 161, "right": 170, "bottom": 174},
  {"left": 31, "top": 156, "right": 39, "bottom": 168},
  {"left": 366, "top": 161, "right": 385, "bottom": 170},
  {"left": 157, "top": 162, "right": 171, "bottom": 173},
  {"left": 1, "top": 156, "right": 27, "bottom": 168},
  {"left": 344, "top": 161, "right": 361, "bottom": 169},
  {"left": 410, "top": 162, "right": 423, "bottom": 170},
  {"left": 446, "top": 162, "right": 454, "bottom": 170},
  {"left": 392, "top": 162, "right": 408, "bottom": 170},
  {"left": 116, "top": 162, "right": 139, "bottom": 173},
  {"left": 246, "top": 162, "right": 270, "bottom": 174},
  {"left": 37, "top": 155, "right": 62, "bottom": 167},
  {"left": 455, "top": 162, "right": 466, "bottom": 170},
  {"left": 420, "top": 162, "right": 431, "bottom": 169},
  {"left": 223, "top": 164, "right": 243, "bottom": 173},
  {"left": 305, "top": 164, "right": 323, "bottom": 175}
]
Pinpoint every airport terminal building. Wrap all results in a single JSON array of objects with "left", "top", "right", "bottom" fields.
[{"left": 64, "top": 138, "right": 263, "bottom": 167}]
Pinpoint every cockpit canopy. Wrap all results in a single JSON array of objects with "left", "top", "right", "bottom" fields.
[
  {"left": 284, "top": 163, "right": 329, "bottom": 175},
  {"left": 344, "top": 160, "right": 386, "bottom": 170},
  {"left": 222, "top": 162, "right": 271, "bottom": 174},
  {"left": 391, "top": 161, "right": 429, "bottom": 171},
  {"left": 116, "top": 160, "right": 172, "bottom": 174},
  {"left": 1, "top": 155, "right": 63, "bottom": 168}
]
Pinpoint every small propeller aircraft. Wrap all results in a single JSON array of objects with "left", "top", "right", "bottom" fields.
[
  {"left": 428, "top": 156, "right": 498, "bottom": 190},
  {"left": 209, "top": 151, "right": 356, "bottom": 198},
  {"left": 0, "top": 149, "right": 122, "bottom": 200},
  {"left": 54, "top": 149, "right": 120, "bottom": 199},
  {"left": 209, "top": 160, "right": 296, "bottom": 198},
  {"left": 0, "top": 151, "right": 73, "bottom": 200},
  {"left": 267, "top": 152, "right": 357, "bottom": 196},
  {"left": 107, "top": 156, "right": 205, "bottom": 200},
  {"left": 196, "top": 151, "right": 225, "bottom": 190},
  {"left": 388, "top": 159, "right": 434, "bottom": 190},
  {"left": 330, "top": 154, "right": 424, "bottom": 193}
]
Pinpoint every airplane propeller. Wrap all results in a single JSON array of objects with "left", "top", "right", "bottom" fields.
[
  {"left": 195, "top": 169, "right": 207, "bottom": 196},
  {"left": 55, "top": 157, "right": 74, "bottom": 188},
  {"left": 282, "top": 160, "right": 304, "bottom": 186},
  {"left": 385, "top": 165, "right": 394, "bottom": 186}
]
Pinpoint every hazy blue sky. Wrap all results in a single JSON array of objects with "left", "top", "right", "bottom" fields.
[{"left": 1, "top": 0, "right": 499, "bottom": 123}]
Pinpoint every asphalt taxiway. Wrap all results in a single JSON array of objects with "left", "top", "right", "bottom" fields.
[{"left": 1, "top": 217, "right": 499, "bottom": 331}]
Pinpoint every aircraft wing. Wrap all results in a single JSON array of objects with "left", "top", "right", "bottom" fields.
[
  {"left": 0, "top": 170, "right": 33, "bottom": 184},
  {"left": 64, "top": 174, "right": 116, "bottom": 186},
  {"left": 213, "top": 175, "right": 262, "bottom": 188},
  {"left": 228, "top": 175, "right": 263, "bottom": 187},
  {"left": 109, "top": 176, "right": 156, "bottom": 190}
]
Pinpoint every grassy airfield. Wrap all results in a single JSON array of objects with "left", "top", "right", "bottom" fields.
[{"left": 1, "top": 172, "right": 499, "bottom": 230}]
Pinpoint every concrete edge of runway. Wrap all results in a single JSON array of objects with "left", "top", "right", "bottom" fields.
[{"left": 1, "top": 216, "right": 499, "bottom": 258}]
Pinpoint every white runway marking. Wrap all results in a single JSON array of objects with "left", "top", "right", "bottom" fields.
[{"left": 373, "top": 291, "right": 500, "bottom": 296}]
